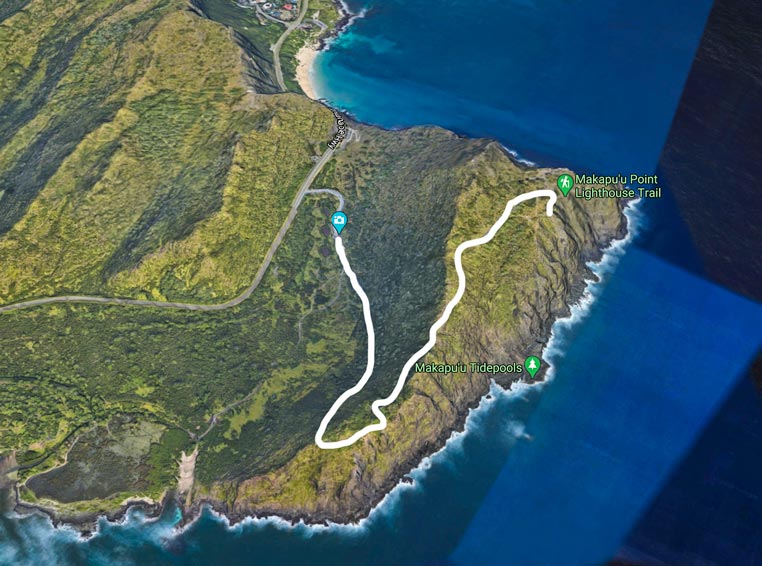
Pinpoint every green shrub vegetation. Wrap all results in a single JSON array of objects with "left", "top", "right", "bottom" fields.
[
  {"left": 0, "top": 0, "right": 334, "bottom": 306},
  {"left": 0, "top": 0, "right": 623, "bottom": 520}
]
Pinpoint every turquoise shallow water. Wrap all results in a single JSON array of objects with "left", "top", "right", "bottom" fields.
[
  {"left": 3, "top": 1, "right": 746, "bottom": 564},
  {"left": 313, "top": 0, "right": 714, "bottom": 172}
]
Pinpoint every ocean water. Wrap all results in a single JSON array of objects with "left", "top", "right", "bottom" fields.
[
  {"left": 0, "top": 205, "right": 640, "bottom": 566},
  {"left": 452, "top": 247, "right": 762, "bottom": 565},
  {"left": 1, "top": 0, "right": 741, "bottom": 564},
  {"left": 0, "top": 383, "right": 539, "bottom": 566},
  {"left": 313, "top": 0, "right": 715, "bottom": 173}
]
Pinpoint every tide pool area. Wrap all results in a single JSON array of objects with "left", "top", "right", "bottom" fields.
[
  {"left": 451, "top": 248, "right": 762, "bottom": 565},
  {"left": 313, "top": 0, "right": 714, "bottom": 172}
]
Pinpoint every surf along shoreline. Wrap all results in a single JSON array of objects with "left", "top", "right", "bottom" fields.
[
  {"left": 185, "top": 194, "right": 636, "bottom": 530},
  {"left": 206, "top": 196, "right": 642, "bottom": 535},
  {"left": 7, "top": 0, "right": 635, "bottom": 536},
  {"left": 295, "top": 0, "right": 362, "bottom": 99},
  {"left": 8, "top": 191, "right": 640, "bottom": 538}
]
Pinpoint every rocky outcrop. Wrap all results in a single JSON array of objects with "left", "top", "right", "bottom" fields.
[
  {"left": 199, "top": 136, "right": 627, "bottom": 525},
  {"left": 0, "top": 0, "right": 627, "bottom": 529}
]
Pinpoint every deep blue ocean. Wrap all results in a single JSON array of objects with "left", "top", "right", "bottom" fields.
[
  {"left": 314, "top": 0, "right": 713, "bottom": 173},
  {"left": 5, "top": 1, "right": 761, "bottom": 565}
]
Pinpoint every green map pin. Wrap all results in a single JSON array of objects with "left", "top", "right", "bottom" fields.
[
  {"left": 556, "top": 173, "right": 574, "bottom": 196},
  {"left": 524, "top": 356, "right": 541, "bottom": 379}
]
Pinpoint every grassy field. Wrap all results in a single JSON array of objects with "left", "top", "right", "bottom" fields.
[{"left": 0, "top": 0, "right": 343, "bottom": 509}]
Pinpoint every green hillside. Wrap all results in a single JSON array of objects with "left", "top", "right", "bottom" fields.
[
  {"left": 0, "top": 0, "right": 625, "bottom": 523},
  {"left": 0, "top": 0, "right": 332, "bottom": 305}
]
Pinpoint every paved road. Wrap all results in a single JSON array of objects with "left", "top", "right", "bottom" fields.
[
  {"left": 303, "top": 188, "right": 345, "bottom": 211},
  {"left": 306, "top": 18, "right": 327, "bottom": 31},
  {"left": 0, "top": 148, "right": 336, "bottom": 315},
  {"left": 255, "top": 4, "right": 287, "bottom": 25},
  {"left": 272, "top": 0, "right": 310, "bottom": 91}
]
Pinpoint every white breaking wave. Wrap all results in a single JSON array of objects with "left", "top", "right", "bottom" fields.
[
  {"left": 192, "top": 378, "right": 539, "bottom": 539},
  {"left": 500, "top": 144, "right": 537, "bottom": 167},
  {"left": 2, "top": 196, "right": 643, "bottom": 548},
  {"left": 319, "top": 0, "right": 368, "bottom": 52},
  {"left": 543, "top": 198, "right": 644, "bottom": 379}
]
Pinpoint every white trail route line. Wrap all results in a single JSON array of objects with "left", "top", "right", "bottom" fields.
[{"left": 315, "top": 189, "right": 558, "bottom": 449}]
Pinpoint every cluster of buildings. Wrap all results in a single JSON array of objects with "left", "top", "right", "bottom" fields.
[{"left": 237, "top": 0, "right": 297, "bottom": 22}]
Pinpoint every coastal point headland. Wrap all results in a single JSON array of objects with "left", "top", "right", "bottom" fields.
[{"left": 0, "top": 0, "right": 626, "bottom": 530}]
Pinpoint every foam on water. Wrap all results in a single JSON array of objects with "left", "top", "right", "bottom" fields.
[
  {"left": 543, "top": 198, "right": 644, "bottom": 379},
  {"left": 0, "top": 200, "right": 644, "bottom": 566},
  {"left": 500, "top": 145, "right": 537, "bottom": 168},
  {"left": 0, "top": 512, "right": 83, "bottom": 566}
]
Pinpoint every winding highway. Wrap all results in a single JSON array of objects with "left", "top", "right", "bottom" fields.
[
  {"left": 271, "top": 0, "right": 310, "bottom": 91},
  {"left": 0, "top": 147, "right": 336, "bottom": 315}
]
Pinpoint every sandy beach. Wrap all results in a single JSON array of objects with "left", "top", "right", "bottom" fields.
[{"left": 296, "top": 45, "right": 319, "bottom": 99}]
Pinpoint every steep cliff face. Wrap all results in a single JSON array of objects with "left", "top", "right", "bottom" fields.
[
  {"left": 189, "top": 0, "right": 282, "bottom": 94},
  {"left": 0, "top": 0, "right": 626, "bottom": 527},
  {"left": 203, "top": 134, "right": 626, "bottom": 523}
]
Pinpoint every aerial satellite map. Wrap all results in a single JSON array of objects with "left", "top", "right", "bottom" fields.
[{"left": 0, "top": 0, "right": 761, "bottom": 564}]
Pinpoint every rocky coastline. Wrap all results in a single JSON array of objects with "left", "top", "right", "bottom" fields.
[
  {"left": 1, "top": 0, "right": 629, "bottom": 535},
  {"left": 9, "top": 158, "right": 630, "bottom": 534},
  {"left": 186, "top": 160, "right": 629, "bottom": 527}
]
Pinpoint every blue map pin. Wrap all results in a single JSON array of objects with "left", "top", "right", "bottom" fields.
[{"left": 331, "top": 211, "right": 347, "bottom": 235}]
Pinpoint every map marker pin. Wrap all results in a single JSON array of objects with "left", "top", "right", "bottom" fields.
[
  {"left": 556, "top": 173, "right": 574, "bottom": 197},
  {"left": 524, "top": 355, "right": 541, "bottom": 379},
  {"left": 331, "top": 211, "right": 347, "bottom": 235}
]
